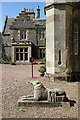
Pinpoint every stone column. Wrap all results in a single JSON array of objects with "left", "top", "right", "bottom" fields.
[{"left": 46, "top": 7, "right": 55, "bottom": 74}]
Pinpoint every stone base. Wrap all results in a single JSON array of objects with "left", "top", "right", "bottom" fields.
[
  {"left": 44, "top": 72, "right": 80, "bottom": 82},
  {"left": 17, "top": 97, "right": 70, "bottom": 107}
]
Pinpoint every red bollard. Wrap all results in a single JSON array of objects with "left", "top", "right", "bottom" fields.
[
  {"left": 30, "top": 57, "right": 34, "bottom": 78},
  {"left": 32, "top": 61, "right": 33, "bottom": 78}
]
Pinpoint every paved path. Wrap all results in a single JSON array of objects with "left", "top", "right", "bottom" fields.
[{"left": 1, "top": 64, "right": 79, "bottom": 118}]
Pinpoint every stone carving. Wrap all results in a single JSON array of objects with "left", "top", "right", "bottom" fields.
[
  {"left": 22, "top": 81, "right": 68, "bottom": 102},
  {"left": 18, "top": 81, "right": 76, "bottom": 107}
]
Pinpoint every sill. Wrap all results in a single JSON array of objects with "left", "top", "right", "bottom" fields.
[
  {"left": 20, "top": 39, "right": 27, "bottom": 41},
  {"left": 39, "top": 39, "right": 45, "bottom": 40}
]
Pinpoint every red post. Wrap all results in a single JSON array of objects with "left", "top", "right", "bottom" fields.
[
  {"left": 30, "top": 57, "right": 34, "bottom": 78},
  {"left": 32, "top": 61, "right": 33, "bottom": 78}
]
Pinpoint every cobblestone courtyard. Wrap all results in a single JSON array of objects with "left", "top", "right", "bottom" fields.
[{"left": 1, "top": 64, "right": 79, "bottom": 118}]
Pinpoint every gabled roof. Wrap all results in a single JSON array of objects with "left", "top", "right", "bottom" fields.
[
  {"left": 2, "top": 12, "right": 46, "bottom": 35},
  {"left": 10, "top": 14, "right": 35, "bottom": 29},
  {"left": 2, "top": 16, "right": 15, "bottom": 36}
]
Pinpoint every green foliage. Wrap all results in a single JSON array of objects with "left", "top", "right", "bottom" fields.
[
  {"left": 10, "top": 61, "right": 16, "bottom": 65},
  {"left": 38, "top": 65, "right": 46, "bottom": 73},
  {"left": 43, "top": 57, "right": 46, "bottom": 63},
  {"left": 40, "top": 65, "right": 46, "bottom": 71},
  {"left": 43, "top": 38, "right": 46, "bottom": 46},
  {"left": 38, "top": 68, "right": 45, "bottom": 73}
]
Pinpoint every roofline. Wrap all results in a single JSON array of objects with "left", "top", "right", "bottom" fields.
[
  {"left": 2, "top": 16, "right": 16, "bottom": 36},
  {"left": 2, "top": 16, "right": 8, "bottom": 36}
]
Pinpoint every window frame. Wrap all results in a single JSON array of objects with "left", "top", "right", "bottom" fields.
[
  {"left": 74, "top": 24, "right": 78, "bottom": 55},
  {"left": 40, "top": 48, "right": 45, "bottom": 59},
  {"left": 20, "top": 30, "right": 27, "bottom": 40},
  {"left": 39, "top": 30, "right": 45, "bottom": 40},
  {"left": 15, "top": 47, "right": 28, "bottom": 62}
]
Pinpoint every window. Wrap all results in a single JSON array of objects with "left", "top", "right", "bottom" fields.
[
  {"left": 20, "top": 30, "right": 26, "bottom": 40},
  {"left": 15, "top": 48, "right": 28, "bottom": 62},
  {"left": 58, "top": 50, "right": 61, "bottom": 65},
  {"left": 40, "top": 48, "right": 45, "bottom": 59},
  {"left": 25, "top": 48, "right": 28, "bottom": 61},
  {"left": 74, "top": 24, "right": 78, "bottom": 55},
  {"left": 39, "top": 31, "right": 45, "bottom": 40},
  {"left": 16, "top": 48, "right": 19, "bottom": 61}
]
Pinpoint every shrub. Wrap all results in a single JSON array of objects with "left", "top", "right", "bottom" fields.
[
  {"left": 40, "top": 66, "right": 46, "bottom": 71},
  {"left": 38, "top": 68, "right": 45, "bottom": 73},
  {"left": 10, "top": 61, "right": 16, "bottom": 65}
]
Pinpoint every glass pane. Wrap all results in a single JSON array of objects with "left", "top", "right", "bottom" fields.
[
  {"left": 20, "top": 53, "right": 23, "bottom": 60},
  {"left": 16, "top": 48, "right": 19, "bottom": 52},
  {"left": 25, "top": 48, "right": 28, "bottom": 52},
  {"left": 21, "top": 31, "right": 23, "bottom": 34},
  {"left": 24, "top": 34, "right": 26, "bottom": 39},
  {"left": 43, "top": 53, "right": 45, "bottom": 58},
  {"left": 43, "top": 49, "right": 45, "bottom": 52},
  {"left": 25, "top": 53, "right": 28, "bottom": 60},
  {"left": 21, "top": 34, "right": 23, "bottom": 39},
  {"left": 20, "top": 48, "right": 23, "bottom": 52},
  {"left": 40, "top": 49, "right": 42, "bottom": 53},
  {"left": 40, "top": 31, "right": 41, "bottom": 39},
  {"left": 16, "top": 53, "right": 19, "bottom": 60},
  {"left": 40, "top": 53, "right": 42, "bottom": 59},
  {"left": 43, "top": 34, "right": 45, "bottom": 38}
]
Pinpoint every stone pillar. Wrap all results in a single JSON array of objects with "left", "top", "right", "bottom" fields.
[
  {"left": 46, "top": 7, "right": 55, "bottom": 74},
  {"left": 46, "top": 4, "right": 66, "bottom": 74}
]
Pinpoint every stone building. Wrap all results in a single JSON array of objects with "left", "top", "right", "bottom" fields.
[
  {"left": 2, "top": 6, "right": 46, "bottom": 64},
  {"left": 45, "top": 1, "right": 80, "bottom": 80}
]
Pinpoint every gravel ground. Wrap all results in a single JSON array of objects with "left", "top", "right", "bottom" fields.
[{"left": 1, "top": 64, "right": 79, "bottom": 118}]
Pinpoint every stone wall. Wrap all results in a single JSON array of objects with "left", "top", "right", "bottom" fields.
[
  {"left": 28, "top": 29, "right": 36, "bottom": 44},
  {"left": 46, "top": 5, "right": 66, "bottom": 74},
  {"left": 66, "top": 5, "right": 74, "bottom": 74},
  {"left": 54, "top": 5, "right": 66, "bottom": 73}
]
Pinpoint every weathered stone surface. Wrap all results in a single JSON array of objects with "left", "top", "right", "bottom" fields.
[
  {"left": 45, "top": 1, "right": 80, "bottom": 81},
  {"left": 18, "top": 81, "right": 70, "bottom": 107},
  {"left": 18, "top": 99, "right": 70, "bottom": 107},
  {"left": 30, "top": 81, "right": 48, "bottom": 100}
]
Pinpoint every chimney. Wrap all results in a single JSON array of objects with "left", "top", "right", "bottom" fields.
[
  {"left": 23, "top": 8, "right": 26, "bottom": 12},
  {"left": 37, "top": 6, "right": 40, "bottom": 19}
]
